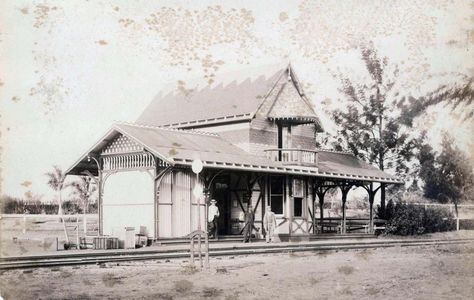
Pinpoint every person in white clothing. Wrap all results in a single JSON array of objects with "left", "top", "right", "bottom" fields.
[
  {"left": 208, "top": 199, "right": 220, "bottom": 240},
  {"left": 263, "top": 206, "right": 277, "bottom": 243}
]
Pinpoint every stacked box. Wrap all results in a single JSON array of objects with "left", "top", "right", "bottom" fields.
[{"left": 93, "top": 237, "right": 119, "bottom": 250}]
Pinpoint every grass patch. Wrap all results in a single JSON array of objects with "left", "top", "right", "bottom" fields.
[
  {"left": 202, "top": 287, "right": 223, "bottom": 298},
  {"left": 181, "top": 264, "right": 198, "bottom": 275},
  {"left": 102, "top": 273, "right": 123, "bottom": 287},
  {"left": 174, "top": 279, "right": 193, "bottom": 293},
  {"left": 150, "top": 293, "right": 174, "bottom": 300},
  {"left": 337, "top": 265, "right": 355, "bottom": 275}
]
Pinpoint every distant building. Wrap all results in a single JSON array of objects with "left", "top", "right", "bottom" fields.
[{"left": 67, "top": 64, "right": 401, "bottom": 241}]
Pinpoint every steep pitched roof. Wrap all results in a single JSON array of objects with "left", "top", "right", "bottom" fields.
[
  {"left": 137, "top": 64, "right": 286, "bottom": 127},
  {"left": 136, "top": 64, "right": 323, "bottom": 130},
  {"left": 250, "top": 64, "right": 323, "bottom": 130},
  {"left": 67, "top": 123, "right": 401, "bottom": 184}
]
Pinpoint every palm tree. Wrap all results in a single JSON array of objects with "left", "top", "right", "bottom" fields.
[
  {"left": 45, "top": 165, "right": 70, "bottom": 243},
  {"left": 45, "top": 166, "right": 67, "bottom": 215}
]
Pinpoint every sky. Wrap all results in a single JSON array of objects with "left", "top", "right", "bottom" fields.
[{"left": 1, "top": 0, "right": 473, "bottom": 201}]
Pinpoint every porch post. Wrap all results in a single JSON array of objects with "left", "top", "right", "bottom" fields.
[
  {"left": 368, "top": 183, "right": 375, "bottom": 234},
  {"left": 287, "top": 175, "right": 293, "bottom": 234},
  {"left": 311, "top": 182, "right": 316, "bottom": 234},
  {"left": 87, "top": 156, "right": 103, "bottom": 236},
  {"left": 339, "top": 184, "right": 351, "bottom": 234},
  {"left": 260, "top": 177, "right": 266, "bottom": 236},
  {"left": 318, "top": 192, "right": 324, "bottom": 234}
]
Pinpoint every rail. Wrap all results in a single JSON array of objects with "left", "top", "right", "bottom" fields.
[
  {"left": 264, "top": 148, "right": 318, "bottom": 166},
  {"left": 1, "top": 238, "right": 472, "bottom": 270}
]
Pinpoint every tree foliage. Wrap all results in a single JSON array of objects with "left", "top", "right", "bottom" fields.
[
  {"left": 419, "top": 133, "right": 474, "bottom": 213},
  {"left": 45, "top": 165, "right": 68, "bottom": 215},
  {"left": 398, "top": 75, "right": 474, "bottom": 127},
  {"left": 69, "top": 176, "right": 97, "bottom": 214},
  {"left": 331, "top": 45, "right": 418, "bottom": 210},
  {"left": 332, "top": 46, "right": 416, "bottom": 175}
]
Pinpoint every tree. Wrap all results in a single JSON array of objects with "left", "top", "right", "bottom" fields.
[
  {"left": 70, "top": 176, "right": 97, "bottom": 235},
  {"left": 398, "top": 75, "right": 473, "bottom": 127},
  {"left": 420, "top": 133, "right": 474, "bottom": 228},
  {"left": 45, "top": 166, "right": 68, "bottom": 215},
  {"left": 332, "top": 45, "right": 416, "bottom": 211},
  {"left": 69, "top": 177, "right": 97, "bottom": 213},
  {"left": 45, "top": 165, "right": 70, "bottom": 242}
]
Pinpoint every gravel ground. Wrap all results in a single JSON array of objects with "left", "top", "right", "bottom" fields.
[{"left": 1, "top": 241, "right": 473, "bottom": 300}]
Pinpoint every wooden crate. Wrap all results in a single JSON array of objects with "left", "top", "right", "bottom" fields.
[{"left": 93, "top": 237, "right": 119, "bottom": 250}]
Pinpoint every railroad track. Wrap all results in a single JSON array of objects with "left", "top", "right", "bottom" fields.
[{"left": 1, "top": 238, "right": 472, "bottom": 270}]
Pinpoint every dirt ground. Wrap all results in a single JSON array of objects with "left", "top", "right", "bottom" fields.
[
  {"left": 0, "top": 215, "right": 98, "bottom": 257},
  {"left": 1, "top": 242, "right": 473, "bottom": 300}
]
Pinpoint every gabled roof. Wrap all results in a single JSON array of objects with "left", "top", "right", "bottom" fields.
[
  {"left": 136, "top": 64, "right": 323, "bottom": 130},
  {"left": 67, "top": 123, "right": 402, "bottom": 184},
  {"left": 261, "top": 67, "right": 323, "bottom": 129}
]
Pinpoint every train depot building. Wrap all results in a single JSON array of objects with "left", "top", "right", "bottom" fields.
[{"left": 66, "top": 65, "right": 402, "bottom": 242}]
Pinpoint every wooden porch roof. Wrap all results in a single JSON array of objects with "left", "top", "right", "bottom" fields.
[{"left": 66, "top": 123, "right": 402, "bottom": 184}]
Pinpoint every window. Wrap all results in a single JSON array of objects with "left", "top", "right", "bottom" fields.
[
  {"left": 294, "top": 197, "right": 303, "bottom": 217},
  {"left": 270, "top": 176, "right": 284, "bottom": 214},
  {"left": 292, "top": 179, "right": 304, "bottom": 198}
]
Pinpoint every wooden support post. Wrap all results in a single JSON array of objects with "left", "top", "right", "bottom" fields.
[
  {"left": 362, "top": 183, "right": 380, "bottom": 235},
  {"left": 315, "top": 183, "right": 330, "bottom": 234},
  {"left": 319, "top": 195, "right": 324, "bottom": 234},
  {"left": 312, "top": 184, "right": 316, "bottom": 234},
  {"left": 205, "top": 232, "right": 209, "bottom": 269},
  {"left": 76, "top": 216, "right": 80, "bottom": 248},
  {"left": 369, "top": 193, "right": 374, "bottom": 234},
  {"left": 98, "top": 171, "right": 103, "bottom": 236},
  {"left": 341, "top": 193, "right": 347, "bottom": 234},
  {"left": 190, "top": 238, "right": 195, "bottom": 266},
  {"left": 287, "top": 175, "right": 293, "bottom": 235},
  {"left": 339, "top": 184, "right": 351, "bottom": 235},
  {"left": 83, "top": 213, "right": 87, "bottom": 236}
]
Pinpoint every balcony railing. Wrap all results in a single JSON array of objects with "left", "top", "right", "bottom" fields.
[{"left": 264, "top": 148, "right": 318, "bottom": 166}]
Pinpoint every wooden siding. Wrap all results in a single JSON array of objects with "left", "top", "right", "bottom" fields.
[{"left": 158, "top": 169, "right": 205, "bottom": 238}]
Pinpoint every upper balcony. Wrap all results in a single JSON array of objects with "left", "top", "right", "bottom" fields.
[{"left": 264, "top": 148, "right": 319, "bottom": 167}]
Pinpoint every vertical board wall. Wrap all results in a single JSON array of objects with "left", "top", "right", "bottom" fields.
[{"left": 158, "top": 169, "right": 205, "bottom": 238}]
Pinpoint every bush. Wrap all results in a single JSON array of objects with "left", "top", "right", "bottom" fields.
[
  {"left": 460, "top": 219, "right": 474, "bottom": 230},
  {"left": 377, "top": 201, "right": 455, "bottom": 235},
  {"left": 1, "top": 195, "right": 97, "bottom": 214}
]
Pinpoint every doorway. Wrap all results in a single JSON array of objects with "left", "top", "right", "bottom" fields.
[{"left": 212, "top": 175, "right": 231, "bottom": 236}]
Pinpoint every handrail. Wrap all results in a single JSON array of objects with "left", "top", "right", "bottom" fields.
[
  {"left": 263, "top": 148, "right": 319, "bottom": 153},
  {"left": 264, "top": 148, "right": 319, "bottom": 166}
]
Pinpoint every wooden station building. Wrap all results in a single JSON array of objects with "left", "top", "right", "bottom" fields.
[{"left": 66, "top": 64, "right": 402, "bottom": 241}]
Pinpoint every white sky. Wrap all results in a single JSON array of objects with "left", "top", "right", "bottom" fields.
[{"left": 1, "top": 0, "right": 473, "bottom": 200}]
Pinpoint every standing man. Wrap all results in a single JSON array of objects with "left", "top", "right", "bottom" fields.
[
  {"left": 208, "top": 199, "right": 220, "bottom": 240},
  {"left": 263, "top": 206, "right": 277, "bottom": 243},
  {"left": 242, "top": 205, "right": 255, "bottom": 243}
]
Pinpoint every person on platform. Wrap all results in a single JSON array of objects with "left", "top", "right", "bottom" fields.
[
  {"left": 263, "top": 206, "right": 277, "bottom": 243},
  {"left": 208, "top": 199, "right": 220, "bottom": 240},
  {"left": 242, "top": 205, "right": 255, "bottom": 243}
]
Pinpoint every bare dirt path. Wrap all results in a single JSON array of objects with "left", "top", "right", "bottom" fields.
[{"left": 1, "top": 242, "right": 473, "bottom": 300}]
